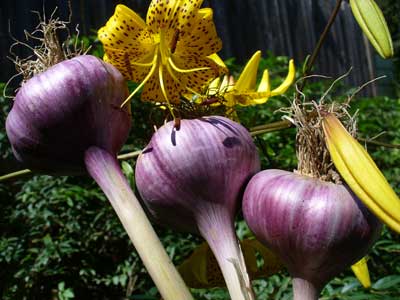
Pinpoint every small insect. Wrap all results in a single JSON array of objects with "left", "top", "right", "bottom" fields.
[
  {"left": 170, "top": 30, "right": 180, "bottom": 53},
  {"left": 200, "top": 95, "right": 224, "bottom": 106}
]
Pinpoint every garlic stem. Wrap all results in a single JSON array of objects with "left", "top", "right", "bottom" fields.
[
  {"left": 197, "top": 207, "right": 255, "bottom": 300},
  {"left": 84, "top": 146, "right": 193, "bottom": 300},
  {"left": 292, "top": 278, "right": 320, "bottom": 300}
]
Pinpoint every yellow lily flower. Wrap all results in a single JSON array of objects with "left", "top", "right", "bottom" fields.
[
  {"left": 322, "top": 113, "right": 400, "bottom": 233},
  {"left": 98, "top": 2, "right": 227, "bottom": 110},
  {"left": 194, "top": 51, "right": 295, "bottom": 108},
  {"left": 178, "top": 239, "right": 283, "bottom": 288}
]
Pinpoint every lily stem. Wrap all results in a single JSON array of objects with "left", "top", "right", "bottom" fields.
[
  {"left": 84, "top": 146, "right": 193, "bottom": 300},
  {"left": 2, "top": 121, "right": 400, "bottom": 182},
  {"left": 297, "top": 0, "right": 344, "bottom": 94}
]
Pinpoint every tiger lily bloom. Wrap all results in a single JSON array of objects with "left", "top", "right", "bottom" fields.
[
  {"left": 194, "top": 51, "right": 295, "bottom": 108},
  {"left": 98, "top": 1, "right": 227, "bottom": 112},
  {"left": 322, "top": 114, "right": 400, "bottom": 233}
]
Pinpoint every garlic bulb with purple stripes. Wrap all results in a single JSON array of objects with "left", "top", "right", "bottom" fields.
[
  {"left": 243, "top": 169, "right": 381, "bottom": 299},
  {"left": 135, "top": 116, "right": 260, "bottom": 300},
  {"left": 6, "top": 55, "right": 131, "bottom": 175},
  {"left": 5, "top": 54, "right": 193, "bottom": 299}
]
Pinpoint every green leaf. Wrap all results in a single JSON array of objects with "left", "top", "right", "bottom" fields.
[{"left": 372, "top": 275, "right": 400, "bottom": 290}]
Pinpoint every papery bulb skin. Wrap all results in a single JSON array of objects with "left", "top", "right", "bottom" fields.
[
  {"left": 243, "top": 169, "right": 381, "bottom": 291},
  {"left": 135, "top": 116, "right": 260, "bottom": 300},
  {"left": 135, "top": 116, "right": 260, "bottom": 233},
  {"left": 6, "top": 55, "right": 131, "bottom": 175}
]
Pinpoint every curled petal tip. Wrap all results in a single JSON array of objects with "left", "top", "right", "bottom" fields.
[
  {"left": 271, "top": 59, "right": 295, "bottom": 96},
  {"left": 235, "top": 51, "right": 262, "bottom": 91},
  {"left": 322, "top": 114, "right": 400, "bottom": 233}
]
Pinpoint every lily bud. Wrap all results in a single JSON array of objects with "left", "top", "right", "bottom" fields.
[
  {"left": 322, "top": 113, "right": 400, "bottom": 233},
  {"left": 350, "top": 0, "right": 394, "bottom": 59}
]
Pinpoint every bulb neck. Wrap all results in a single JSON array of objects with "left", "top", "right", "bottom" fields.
[
  {"left": 292, "top": 277, "right": 321, "bottom": 300},
  {"left": 197, "top": 206, "right": 255, "bottom": 300},
  {"left": 84, "top": 146, "right": 193, "bottom": 300}
]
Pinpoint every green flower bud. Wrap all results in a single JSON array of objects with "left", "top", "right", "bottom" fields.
[{"left": 350, "top": 0, "right": 394, "bottom": 59}]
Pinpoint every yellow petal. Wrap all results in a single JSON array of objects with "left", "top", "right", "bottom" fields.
[
  {"left": 241, "top": 239, "right": 283, "bottom": 278},
  {"left": 350, "top": 0, "right": 394, "bottom": 59},
  {"left": 98, "top": 5, "right": 155, "bottom": 81},
  {"left": 102, "top": 51, "right": 152, "bottom": 82},
  {"left": 235, "top": 51, "right": 262, "bottom": 92},
  {"left": 208, "top": 77, "right": 222, "bottom": 93},
  {"left": 257, "top": 69, "right": 271, "bottom": 93},
  {"left": 141, "top": 64, "right": 185, "bottom": 104},
  {"left": 208, "top": 54, "right": 227, "bottom": 73},
  {"left": 322, "top": 114, "right": 400, "bottom": 233},
  {"left": 175, "top": 8, "right": 223, "bottom": 57},
  {"left": 351, "top": 257, "right": 371, "bottom": 288},
  {"left": 178, "top": 239, "right": 282, "bottom": 289},
  {"left": 229, "top": 91, "right": 270, "bottom": 106},
  {"left": 98, "top": 5, "right": 151, "bottom": 50},
  {"left": 146, "top": 0, "right": 203, "bottom": 33},
  {"left": 171, "top": 55, "right": 226, "bottom": 93},
  {"left": 270, "top": 59, "right": 295, "bottom": 96}
]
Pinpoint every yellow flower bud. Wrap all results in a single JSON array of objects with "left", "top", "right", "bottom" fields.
[{"left": 350, "top": 0, "right": 394, "bottom": 59}]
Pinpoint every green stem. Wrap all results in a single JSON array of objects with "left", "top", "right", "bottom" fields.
[
  {"left": 0, "top": 168, "right": 31, "bottom": 181},
  {"left": 2, "top": 122, "right": 400, "bottom": 182},
  {"left": 84, "top": 146, "right": 193, "bottom": 300}
]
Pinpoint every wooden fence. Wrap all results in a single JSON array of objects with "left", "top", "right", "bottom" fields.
[{"left": 1, "top": 0, "right": 377, "bottom": 94}]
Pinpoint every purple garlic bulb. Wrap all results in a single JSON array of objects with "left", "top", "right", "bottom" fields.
[
  {"left": 243, "top": 169, "right": 381, "bottom": 299},
  {"left": 5, "top": 55, "right": 195, "bottom": 299},
  {"left": 135, "top": 116, "right": 260, "bottom": 300},
  {"left": 6, "top": 55, "right": 131, "bottom": 175}
]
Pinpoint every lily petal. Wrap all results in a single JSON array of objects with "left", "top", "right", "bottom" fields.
[
  {"left": 146, "top": 0, "right": 204, "bottom": 33},
  {"left": 235, "top": 51, "right": 262, "bottom": 92},
  {"left": 175, "top": 8, "right": 223, "bottom": 57},
  {"left": 141, "top": 65, "right": 185, "bottom": 103},
  {"left": 257, "top": 69, "right": 271, "bottom": 93},
  {"left": 102, "top": 50, "right": 152, "bottom": 82},
  {"left": 351, "top": 257, "right": 371, "bottom": 288},
  {"left": 178, "top": 239, "right": 282, "bottom": 288},
  {"left": 99, "top": 5, "right": 151, "bottom": 50},
  {"left": 99, "top": 5, "right": 155, "bottom": 81},
  {"left": 229, "top": 91, "right": 270, "bottom": 106},
  {"left": 270, "top": 59, "right": 295, "bottom": 96},
  {"left": 171, "top": 55, "right": 227, "bottom": 92},
  {"left": 322, "top": 114, "right": 400, "bottom": 233}
]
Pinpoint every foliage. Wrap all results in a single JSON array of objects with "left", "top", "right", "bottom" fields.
[{"left": 1, "top": 53, "right": 400, "bottom": 299}]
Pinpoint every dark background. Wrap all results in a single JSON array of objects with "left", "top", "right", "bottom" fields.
[{"left": 0, "top": 0, "right": 385, "bottom": 95}]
